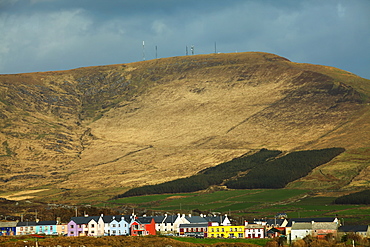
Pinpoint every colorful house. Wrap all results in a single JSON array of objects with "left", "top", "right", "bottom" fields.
[
  {"left": 35, "top": 220, "right": 58, "bottom": 235},
  {"left": 0, "top": 222, "right": 17, "bottom": 236},
  {"left": 16, "top": 221, "right": 37, "bottom": 235},
  {"left": 245, "top": 222, "right": 264, "bottom": 238},
  {"left": 102, "top": 215, "right": 131, "bottom": 236},
  {"left": 130, "top": 217, "right": 156, "bottom": 236},
  {"left": 179, "top": 223, "right": 208, "bottom": 237},
  {"left": 67, "top": 215, "right": 104, "bottom": 237},
  {"left": 207, "top": 222, "right": 244, "bottom": 238},
  {"left": 56, "top": 223, "right": 68, "bottom": 236}
]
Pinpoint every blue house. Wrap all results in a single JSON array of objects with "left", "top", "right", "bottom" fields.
[
  {"left": 35, "top": 220, "right": 58, "bottom": 235},
  {"left": 0, "top": 222, "right": 17, "bottom": 236}
]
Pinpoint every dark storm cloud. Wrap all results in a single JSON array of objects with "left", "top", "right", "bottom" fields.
[{"left": 0, "top": 0, "right": 369, "bottom": 79}]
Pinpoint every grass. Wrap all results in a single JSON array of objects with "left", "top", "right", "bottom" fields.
[
  {"left": 172, "top": 236, "right": 270, "bottom": 246},
  {"left": 105, "top": 188, "right": 370, "bottom": 225}
]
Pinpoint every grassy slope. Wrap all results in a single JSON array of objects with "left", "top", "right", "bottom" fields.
[{"left": 0, "top": 52, "right": 370, "bottom": 205}]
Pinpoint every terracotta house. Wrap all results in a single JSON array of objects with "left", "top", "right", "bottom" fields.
[{"left": 130, "top": 217, "right": 156, "bottom": 236}]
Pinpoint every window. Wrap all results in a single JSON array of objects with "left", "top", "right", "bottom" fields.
[
  {"left": 211, "top": 228, "right": 214, "bottom": 232},
  {"left": 91, "top": 224, "right": 95, "bottom": 228},
  {"left": 70, "top": 231, "right": 74, "bottom": 235},
  {"left": 234, "top": 228, "right": 237, "bottom": 232},
  {"left": 50, "top": 226, "right": 53, "bottom": 230},
  {"left": 70, "top": 225, "right": 74, "bottom": 228},
  {"left": 238, "top": 233, "right": 243, "bottom": 238},
  {"left": 230, "top": 228, "right": 233, "bottom": 232}
]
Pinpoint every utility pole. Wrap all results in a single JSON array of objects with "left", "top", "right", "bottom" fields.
[
  {"left": 155, "top": 45, "right": 158, "bottom": 59},
  {"left": 142, "top": 41, "right": 146, "bottom": 61}
]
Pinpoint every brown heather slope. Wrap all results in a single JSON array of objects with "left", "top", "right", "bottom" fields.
[{"left": 0, "top": 52, "right": 369, "bottom": 203}]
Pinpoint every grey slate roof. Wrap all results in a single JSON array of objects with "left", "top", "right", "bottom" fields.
[
  {"left": 179, "top": 223, "right": 209, "bottom": 228},
  {"left": 37, "top": 220, "right": 58, "bottom": 226},
  {"left": 17, "top": 221, "right": 37, "bottom": 227},
  {"left": 203, "top": 215, "right": 226, "bottom": 223},
  {"left": 70, "top": 216, "right": 100, "bottom": 224},
  {"left": 152, "top": 216, "right": 166, "bottom": 224},
  {"left": 164, "top": 215, "right": 178, "bottom": 223},
  {"left": 265, "top": 219, "right": 285, "bottom": 226},
  {"left": 136, "top": 217, "right": 154, "bottom": 224},
  {"left": 185, "top": 216, "right": 207, "bottom": 224},
  {"left": 287, "top": 217, "right": 337, "bottom": 227},
  {"left": 339, "top": 225, "right": 369, "bottom": 232}
]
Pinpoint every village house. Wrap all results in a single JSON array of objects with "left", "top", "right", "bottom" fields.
[
  {"left": 290, "top": 222, "right": 313, "bottom": 241},
  {"left": 207, "top": 222, "right": 244, "bottom": 238},
  {"left": 245, "top": 222, "right": 265, "bottom": 239},
  {"left": 179, "top": 223, "right": 209, "bottom": 237},
  {"left": 16, "top": 221, "right": 37, "bottom": 235},
  {"left": 35, "top": 220, "right": 58, "bottom": 235},
  {"left": 338, "top": 225, "right": 370, "bottom": 239},
  {"left": 67, "top": 215, "right": 104, "bottom": 237},
  {"left": 102, "top": 215, "right": 131, "bottom": 236},
  {"left": 312, "top": 222, "right": 338, "bottom": 239},
  {"left": 286, "top": 217, "right": 339, "bottom": 241},
  {"left": 152, "top": 214, "right": 180, "bottom": 235},
  {"left": 0, "top": 222, "right": 17, "bottom": 236},
  {"left": 130, "top": 216, "right": 156, "bottom": 236}
]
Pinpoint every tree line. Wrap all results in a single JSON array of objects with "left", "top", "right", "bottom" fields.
[
  {"left": 334, "top": 189, "right": 370, "bottom": 204},
  {"left": 115, "top": 148, "right": 345, "bottom": 198}
]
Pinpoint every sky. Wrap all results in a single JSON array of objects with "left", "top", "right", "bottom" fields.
[{"left": 0, "top": 0, "right": 369, "bottom": 79}]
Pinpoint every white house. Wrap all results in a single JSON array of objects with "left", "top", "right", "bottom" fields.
[{"left": 291, "top": 222, "right": 313, "bottom": 241}]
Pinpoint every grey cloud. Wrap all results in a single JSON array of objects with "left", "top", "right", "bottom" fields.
[{"left": 0, "top": 0, "right": 369, "bottom": 79}]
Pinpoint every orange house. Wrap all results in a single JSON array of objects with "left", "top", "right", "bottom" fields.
[{"left": 130, "top": 217, "right": 156, "bottom": 236}]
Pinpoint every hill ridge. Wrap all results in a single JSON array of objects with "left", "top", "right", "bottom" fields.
[{"left": 0, "top": 52, "right": 369, "bottom": 203}]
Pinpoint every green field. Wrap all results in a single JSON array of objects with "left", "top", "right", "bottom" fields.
[{"left": 107, "top": 188, "right": 370, "bottom": 224}]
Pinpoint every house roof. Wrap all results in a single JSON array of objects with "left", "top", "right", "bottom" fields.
[
  {"left": 17, "top": 221, "right": 37, "bottom": 227},
  {"left": 291, "top": 222, "right": 313, "bottom": 230},
  {"left": 37, "top": 221, "right": 58, "bottom": 226},
  {"left": 339, "top": 225, "right": 369, "bottom": 233},
  {"left": 179, "top": 223, "right": 209, "bottom": 228},
  {"left": 287, "top": 217, "right": 337, "bottom": 227},
  {"left": 312, "top": 222, "right": 338, "bottom": 230},
  {"left": 185, "top": 216, "right": 207, "bottom": 224},
  {"left": 152, "top": 216, "right": 166, "bottom": 223},
  {"left": 265, "top": 219, "right": 286, "bottom": 226},
  {"left": 70, "top": 216, "right": 100, "bottom": 224},
  {"left": 0, "top": 222, "right": 17, "bottom": 227},
  {"left": 164, "top": 215, "right": 178, "bottom": 223},
  {"left": 136, "top": 217, "right": 154, "bottom": 224},
  {"left": 203, "top": 215, "right": 227, "bottom": 223},
  {"left": 245, "top": 224, "right": 264, "bottom": 229}
]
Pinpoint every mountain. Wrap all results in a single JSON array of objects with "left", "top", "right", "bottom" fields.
[{"left": 0, "top": 52, "right": 369, "bottom": 203}]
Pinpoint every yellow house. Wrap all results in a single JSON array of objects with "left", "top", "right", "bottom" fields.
[{"left": 207, "top": 223, "right": 244, "bottom": 238}]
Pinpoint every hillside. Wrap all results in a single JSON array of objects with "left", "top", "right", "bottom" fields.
[{"left": 0, "top": 52, "right": 369, "bottom": 203}]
